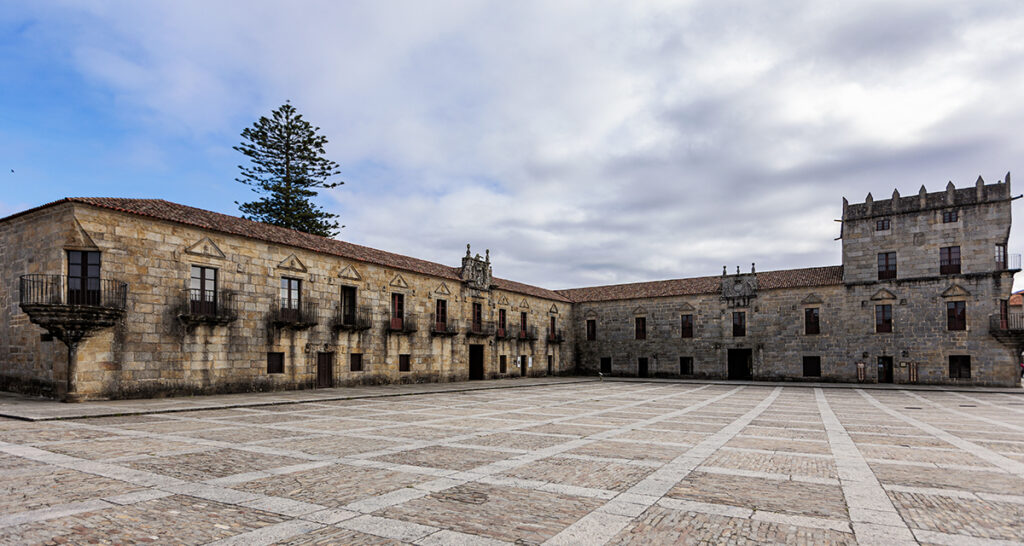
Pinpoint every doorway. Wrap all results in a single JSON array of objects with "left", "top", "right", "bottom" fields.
[
  {"left": 638, "top": 357, "right": 649, "bottom": 378},
  {"left": 469, "top": 344, "right": 484, "bottom": 380},
  {"left": 521, "top": 354, "right": 529, "bottom": 377},
  {"left": 728, "top": 349, "right": 753, "bottom": 380},
  {"left": 877, "top": 356, "right": 894, "bottom": 383},
  {"left": 316, "top": 352, "right": 334, "bottom": 388}
]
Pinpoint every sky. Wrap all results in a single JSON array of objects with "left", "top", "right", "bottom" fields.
[{"left": 3, "top": 1, "right": 1024, "bottom": 290}]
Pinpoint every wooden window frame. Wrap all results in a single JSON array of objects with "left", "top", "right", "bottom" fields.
[
  {"left": 435, "top": 299, "right": 448, "bottom": 330},
  {"left": 391, "top": 293, "right": 405, "bottom": 330},
  {"left": 946, "top": 301, "right": 966, "bottom": 331},
  {"left": 942, "top": 209, "right": 959, "bottom": 223},
  {"left": 877, "top": 252, "right": 897, "bottom": 280},
  {"left": 472, "top": 302, "right": 483, "bottom": 331},
  {"left": 499, "top": 355, "right": 507, "bottom": 374},
  {"left": 520, "top": 311, "right": 528, "bottom": 335},
  {"left": 340, "top": 285, "right": 357, "bottom": 324},
  {"left": 804, "top": 307, "right": 820, "bottom": 335},
  {"left": 875, "top": 218, "right": 890, "bottom": 231},
  {"left": 875, "top": 304, "right": 893, "bottom": 333},
  {"left": 940, "top": 246, "right": 961, "bottom": 275},
  {"left": 67, "top": 250, "right": 102, "bottom": 305},
  {"left": 635, "top": 316, "right": 647, "bottom": 340},
  {"left": 681, "top": 314, "right": 693, "bottom": 338},
  {"left": 732, "top": 312, "right": 746, "bottom": 337},
  {"left": 996, "top": 244, "right": 1008, "bottom": 269},
  {"left": 190, "top": 265, "right": 218, "bottom": 315},
  {"left": 498, "top": 309, "right": 507, "bottom": 334}
]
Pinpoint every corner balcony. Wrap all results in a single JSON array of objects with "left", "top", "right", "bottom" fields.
[
  {"left": 430, "top": 314, "right": 459, "bottom": 336},
  {"left": 270, "top": 300, "right": 319, "bottom": 330},
  {"left": 177, "top": 288, "right": 237, "bottom": 327},
  {"left": 19, "top": 274, "right": 127, "bottom": 344},
  {"left": 989, "top": 313, "right": 1024, "bottom": 347},
  {"left": 465, "top": 320, "right": 495, "bottom": 338},
  {"left": 332, "top": 305, "right": 373, "bottom": 332},
  {"left": 387, "top": 314, "right": 418, "bottom": 334}
]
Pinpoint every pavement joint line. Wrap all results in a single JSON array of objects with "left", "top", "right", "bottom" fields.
[
  {"left": 0, "top": 499, "right": 115, "bottom": 528},
  {"left": 203, "top": 520, "right": 325, "bottom": 546},
  {"left": 911, "top": 528, "right": 1024, "bottom": 546},
  {"left": 901, "top": 390, "right": 1024, "bottom": 434},
  {"left": 543, "top": 386, "right": 780, "bottom": 546},
  {"left": 858, "top": 389, "right": 1024, "bottom": 479}
]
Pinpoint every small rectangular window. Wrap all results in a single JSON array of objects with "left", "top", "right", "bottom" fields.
[
  {"left": 498, "top": 309, "right": 507, "bottom": 332},
  {"left": 996, "top": 244, "right": 1008, "bottom": 269},
  {"left": 267, "top": 352, "right": 284, "bottom": 374},
  {"left": 803, "top": 356, "right": 821, "bottom": 377},
  {"left": 942, "top": 209, "right": 958, "bottom": 223},
  {"left": 940, "top": 246, "right": 961, "bottom": 275},
  {"left": 586, "top": 319, "right": 596, "bottom": 341},
  {"left": 679, "top": 356, "right": 693, "bottom": 375},
  {"left": 732, "top": 312, "right": 746, "bottom": 337},
  {"left": 681, "top": 314, "right": 693, "bottom": 338},
  {"left": 875, "top": 304, "right": 893, "bottom": 333},
  {"left": 520, "top": 311, "right": 528, "bottom": 334},
  {"left": 635, "top": 317, "right": 647, "bottom": 340},
  {"left": 350, "top": 353, "right": 363, "bottom": 372},
  {"left": 878, "top": 252, "right": 897, "bottom": 280},
  {"left": 399, "top": 354, "right": 410, "bottom": 372},
  {"left": 949, "top": 355, "right": 971, "bottom": 379},
  {"left": 500, "top": 355, "right": 507, "bottom": 374},
  {"left": 804, "top": 308, "right": 820, "bottom": 335},
  {"left": 875, "top": 218, "right": 890, "bottom": 231},
  {"left": 946, "top": 301, "right": 966, "bottom": 331},
  {"left": 600, "top": 357, "right": 612, "bottom": 374}
]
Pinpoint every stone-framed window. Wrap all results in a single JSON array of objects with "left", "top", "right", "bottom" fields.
[
  {"left": 680, "top": 356, "right": 693, "bottom": 375},
  {"left": 732, "top": 312, "right": 746, "bottom": 337},
  {"left": 350, "top": 353, "right": 364, "bottom": 372},
  {"left": 391, "top": 293, "right": 405, "bottom": 330},
  {"left": 340, "top": 285, "right": 357, "bottom": 323},
  {"left": 635, "top": 317, "right": 647, "bottom": 340},
  {"left": 399, "top": 354, "right": 410, "bottom": 372},
  {"left": 472, "top": 302, "right": 483, "bottom": 331},
  {"left": 68, "top": 250, "right": 101, "bottom": 305},
  {"left": 803, "top": 356, "right": 821, "bottom": 377},
  {"left": 189, "top": 265, "right": 218, "bottom": 315},
  {"left": 942, "top": 209, "right": 959, "bottom": 223},
  {"left": 875, "top": 304, "right": 893, "bottom": 333},
  {"left": 804, "top": 307, "right": 820, "bottom": 335},
  {"left": 520, "top": 311, "right": 528, "bottom": 335},
  {"left": 586, "top": 319, "right": 596, "bottom": 341},
  {"left": 946, "top": 301, "right": 966, "bottom": 331},
  {"left": 875, "top": 218, "right": 890, "bottom": 231},
  {"left": 435, "top": 299, "right": 448, "bottom": 330},
  {"left": 949, "top": 355, "right": 971, "bottom": 379},
  {"left": 267, "top": 352, "right": 284, "bottom": 374},
  {"left": 498, "top": 308, "right": 507, "bottom": 334},
  {"left": 681, "top": 314, "right": 694, "bottom": 338},
  {"left": 877, "top": 252, "right": 897, "bottom": 280},
  {"left": 281, "top": 277, "right": 301, "bottom": 309},
  {"left": 940, "top": 246, "right": 961, "bottom": 275}
]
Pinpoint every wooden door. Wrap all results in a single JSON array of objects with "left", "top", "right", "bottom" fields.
[{"left": 317, "top": 352, "right": 334, "bottom": 388}]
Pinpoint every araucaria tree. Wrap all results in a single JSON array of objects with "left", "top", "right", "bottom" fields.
[{"left": 235, "top": 101, "right": 343, "bottom": 237}]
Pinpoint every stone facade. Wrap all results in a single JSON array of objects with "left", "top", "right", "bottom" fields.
[{"left": 0, "top": 175, "right": 1020, "bottom": 399}]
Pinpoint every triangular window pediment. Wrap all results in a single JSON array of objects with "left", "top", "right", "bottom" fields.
[
  {"left": 338, "top": 264, "right": 362, "bottom": 281},
  {"left": 941, "top": 284, "right": 971, "bottom": 298},
  {"left": 549, "top": 304, "right": 558, "bottom": 314},
  {"left": 390, "top": 274, "right": 409, "bottom": 289},
  {"left": 64, "top": 219, "right": 99, "bottom": 251},
  {"left": 277, "top": 253, "right": 307, "bottom": 273},
  {"left": 497, "top": 295, "right": 510, "bottom": 306},
  {"left": 801, "top": 293, "right": 823, "bottom": 305},
  {"left": 185, "top": 236, "right": 225, "bottom": 259},
  {"left": 678, "top": 302, "right": 695, "bottom": 312},
  {"left": 871, "top": 289, "right": 897, "bottom": 301},
  {"left": 435, "top": 282, "right": 451, "bottom": 295},
  {"left": 633, "top": 306, "right": 647, "bottom": 316},
  {"left": 519, "top": 298, "right": 530, "bottom": 310}
]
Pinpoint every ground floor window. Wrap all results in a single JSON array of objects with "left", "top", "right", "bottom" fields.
[
  {"left": 399, "top": 354, "right": 410, "bottom": 372},
  {"left": 600, "top": 357, "right": 612, "bottom": 374},
  {"left": 267, "top": 352, "right": 284, "bottom": 374},
  {"left": 803, "top": 356, "right": 821, "bottom": 377},
  {"left": 949, "top": 355, "right": 971, "bottom": 379},
  {"left": 680, "top": 356, "right": 693, "bottom": 375},
  {"left": 350, "top": 353, "right": 364, "bottom": 372}
]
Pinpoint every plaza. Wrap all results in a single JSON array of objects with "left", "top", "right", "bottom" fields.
[{"left": 1, "top": 379, "right": 1023, "bottom": 544}]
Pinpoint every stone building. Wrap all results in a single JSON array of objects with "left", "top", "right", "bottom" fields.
[{"left": 0, "top": 175, "right": 1021, "bottom": 400}]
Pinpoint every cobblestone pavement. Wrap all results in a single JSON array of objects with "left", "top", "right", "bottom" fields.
[{"left": 1, "top": 383, "right": 1023, "bottom": 545}]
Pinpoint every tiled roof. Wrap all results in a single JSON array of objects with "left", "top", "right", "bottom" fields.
[
  {"left": 558, "top": 265, "right": 844, "bottom": 302},
  {"left": 7, "top": 198, "right": 570, "bottom": 302}
]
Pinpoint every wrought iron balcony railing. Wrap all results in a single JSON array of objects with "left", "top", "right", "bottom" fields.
[
  {"left": 495, "top": 325, "right": 511, "bottom": 339},
  {"left": 332, "top": 305, "right": 373, "bottom": 331},
  {"left": 271, "top": 300, "right": 319, "bottom": 329},
  {"left": 387, "top": 314, "right": 418, "bottom": 334},
  {"left": 19, "top": 274, "right": 127, "bottom": 310},
  {"left": 547, "top": 329, "right": 565, "bottom": 343},
  {"left": 990, "top": 313, "right": 1024, "bottom": 333},
  {"left": 516, "top": 325, "right": 538, "bottom": 341},
  {"left": 465, "top": 320, "right": 495, "bottom": 337},
  {"left": 430, "top": 314, "right": 459, "bottom": 336},
  {"left": 178, "top": 288, "right": 236, "bottom": 326},
  {"left": 996, "top": 253, "right": 1022, "bottom": 271}
]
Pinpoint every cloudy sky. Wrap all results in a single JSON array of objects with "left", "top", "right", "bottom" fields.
[{"left": 3, "top": 1, "right": 1024, "bottom": 289}]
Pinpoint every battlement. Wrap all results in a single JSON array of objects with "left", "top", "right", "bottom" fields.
[{"left": 842, "top": 173, "right": 1012, "bottom": 221}]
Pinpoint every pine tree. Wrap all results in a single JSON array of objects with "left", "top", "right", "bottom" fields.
[{"left": 235, "top": 101, "right": 343, "bottom": 237}]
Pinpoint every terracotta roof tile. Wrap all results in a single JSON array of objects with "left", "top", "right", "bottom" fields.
[{"left": 8, "top": 198, "right": 570, "bottom": 302}]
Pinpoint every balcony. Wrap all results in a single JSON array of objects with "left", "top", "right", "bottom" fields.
[
  {"left": 996, "top": 253, "right": 1022, "bottom": 271},
  {"left": 516, "top": 326, "right": 538, "bottom": 341},
  {"left": 430, "top": 314, "right": 459, "bottom": 336},
  {"left": 465, "top": 320, "right": 495, "bottom": 337},
  {"left": 387, "top": 314, "right": 418, "bottom": 334},
  {"left": 939, "top": 258, "right": 961, "bottom": 275},
  {"left": 495, "top": 326, "right": 511, "bottom": 340},
  {"left": 178, "top": 288, "right": 237, "bottom": 327},
  {"left": 988, "top": 313, "right": 1024, "bottom": 348},
  {"left": 270, "top": 300, "right": 319, "bottom": 330},
  {"left": 547, "top": 329, "right": 565, "bottom": 344},
  {"left": 332, "top": 305, "right": 373, "bottom": 332}
]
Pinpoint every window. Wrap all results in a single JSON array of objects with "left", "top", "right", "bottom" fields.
[
  {"left": 549, "top": 316, "right": 556, "bottom": 339},
  {"left": 803, "top": 356, "right": 821, "bottom": 377},
  {"left": 472, "top": 302, "right": 483, "bottom": 331},
  {"left": 350, "top": 353, "right": 363, "bottom": 372},
  {"left": 520, "top": 311, "right": 528, "bottom": 335},
  {"left": 600, "top": 357, "right": 612, "bottom": 374},
  {"left": 399, "top": 354, "right": 410, "bottom": 372},
  {"left": 681, "top": 314, "right": 693, "bottom": 338},
  {"left": 340, "top": 286, "right": 357, "bottom": 324},
  {"left": 949, "top": 355, "right": 971, "bottom": 379},
  {"left": 996, "top": 244, "right": 1008, "bottom": 269},
  {"left": 878, "top": 252, "right": 897, "bottom": 280},
  {"left": 732, "top": 312, "right": 746, "bottom": 337},
  {"left": 940, "top": 246, "right": 961, "bottom": 275},
  {"left": 635, "top": 317, "right": 647, "bottom": 340},
  {"left": 435, "top": 299, "right": 448, "bottom": 330},
  {"left": 267, "top": 352, "right": 284, "bottom": 374},
  {"left": 391, "top": 293, "right": 405, "bottom": 329},
  {"left": 942, "top": 209, "right": 958, "bottom": 223},
  {"left": 876, "top": 218, "right": 890, "bottom": 231},
  {"left": 67, "top": 250, "right": 101, "bottom": 305},
  {"left": 190, "top": 265, "right": 217, "bottom": 315},
  {"left": 498, "top": 309, "right": 507, "bottom": 334},
  {"left": 875, "top": 304, "right": 892, "bottom": 333},
  {"left": 280, "top": 277, "right": 302, "bottom": 321},
  {"left": 946, "top": 301, "right": 966, "bottom": 331},
  {"left": 586, "top": 319, "right": 596, "bottom": 341},
  {"left": 500, "top": 355, "right": 507, "bottom": 374},
  {"left": 804, "top": 308, "right": 820, "bottom": 335},
  {"left": 680, "top": 356, "right": 693, "bottom": 375},
  {"left": 1001, "top": 299, "right": 1009, "bottom": 329}
]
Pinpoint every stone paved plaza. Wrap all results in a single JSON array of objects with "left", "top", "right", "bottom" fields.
[{"left": 1, "top": 381, "right": 1023, "bottom": 545}]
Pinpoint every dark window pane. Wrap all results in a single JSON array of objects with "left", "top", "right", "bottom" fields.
[
  {"left": 805, "top": 308, "right": 820, "bottom": 335},
  {"left": 267, "top": 352, "right": 284, "bottom": 374},
  {"left": 803, "top": 356, "right": 821, "bottom": 377}
]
